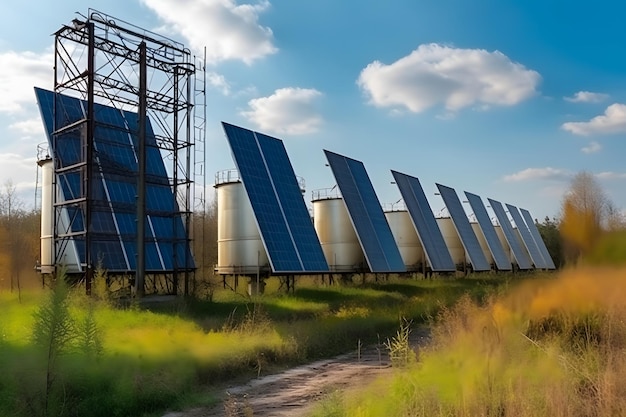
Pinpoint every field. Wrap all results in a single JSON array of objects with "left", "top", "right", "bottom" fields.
[
  {"left": 0, "top": 273, "right": 512, "bottom": 417},
  {"left": 313, "top": 266, "right": 626, "bottom": 416}
]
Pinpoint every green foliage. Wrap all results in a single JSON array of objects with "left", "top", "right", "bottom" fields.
[
  {"left": 76, "top": 304, "right": 103, "bottom": 357},
  {"left": 384, "top": 318, "right": 415, "bottom": 368},
  {"left": 0, "top": 274, "right": 511, "bottom": 416},
  {"left": 536, "top": 216, "right": 562, "bottom": 268},
  {"left": 32, "top": 278, "right": 75, "bottom": 359},
  {"left": 585, "top": 230, "right": 626, "bottom": 266}
]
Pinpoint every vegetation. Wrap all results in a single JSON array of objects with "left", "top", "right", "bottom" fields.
[
  {"left": 0, "top": 272, "right": 508, "bottom": 417},
  {"left": 315, "top": 266, "right": 626, "bottom": 416}
]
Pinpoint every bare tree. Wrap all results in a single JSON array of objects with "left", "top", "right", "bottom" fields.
[
  {"left": 559, "top": 172, "right": 609, "bottom": 263},
  {"left": 0, "top": 179, "right": 38, "bottom": 298}
]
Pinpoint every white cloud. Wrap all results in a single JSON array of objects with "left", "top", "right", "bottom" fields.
[
  {"left": 503, "top": 167, "right": 571, "bottom": 182},
  {"left": 0, "top": 49, "right": 53, "bottom": 114},
  {"left": 564, "top": 91, "right": 609, "bottom": 103},
  {"left": 9, "top": 117, "right": 45, "bottom": 137},
  {"left": 581, "top": 141, "right": 602, "bottom": 154},
  {"left": 357, "top": 43, "right": 540, "bottom": 113},
  {"left": 207, "top": 71, "right": 231, "bottom": 95},
  {"left": 241, "top": 87, "right": 323, "bottom": 135},
  {"left": 596, "top": 171, "right": 626, "bottom": 180},
  {"left": 562, "top": 103, "right": 626, "bottom": 136},
  {"left": 141, "top": 0, "right": 277, "bottom": 64}
]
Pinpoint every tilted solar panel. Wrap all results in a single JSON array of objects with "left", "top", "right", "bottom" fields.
[
  {"left": 35, "top": 87, "right": 194, "bottom": 272},
  {"left": 506, "top": 204, "right": 548, "bottom": 269},
  {"left": 464, "top": 192, "right": 512, "bottom": 271},
  {"left": 488, "top": 199, "right": 533, "bottom": 270},
  {"left": 222, "top": 122, "right": 329, "bottom": 273},
  {"left": 324, "top": 151, "right": 405, "bottom": 273},
  {"left": 519, "top": 208, "right": 556, "bottom": 269},
  {"left": 391, "top": 171, "right": 456, "bottom": 272},
  {"left": 436, "top": 184, "right": 491, "bottom": 271}
]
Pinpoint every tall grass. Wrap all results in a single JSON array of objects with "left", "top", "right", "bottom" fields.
[
  {"left": 0, "top": 274, "right": 506, "bottom": 416},
  {"left": 321, "top": 267, "right": 626, "bottom": 416}
]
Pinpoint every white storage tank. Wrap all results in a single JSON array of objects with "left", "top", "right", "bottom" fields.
[
  {"left": 513, "top": 227, "right": 532, "bottom": 266},
  {"left": 471, "top": 222, "right": 493, "bottom": 266},
  {"left": 437, "top": 217, "right": 465, "bottom": 266},
  {"left": 38, "top": 157, "right": 54, "bottom": 274},
  {"left": 494, "top": 224, "right": 512, "bottom": 263},
  {"left": 215, "top": 169, "right": 270, "bottom": 275},
  {"left": 312, "top": 188, "right": 365, "bottom": 272},
  {"left": 384, "top": 209, "right": 424, "bottom": 270},
  {"left": 38, "top": 156, "right": 81, "bottom": 274}
]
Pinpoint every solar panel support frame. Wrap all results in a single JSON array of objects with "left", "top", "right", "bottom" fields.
[{"left": 47, "top": 9, "right": 204, "bottom": 295}]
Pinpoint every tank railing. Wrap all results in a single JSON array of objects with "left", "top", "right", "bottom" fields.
[
  {"left": 382, "top": 201, "right": 407, "bottom": 212},
  {"left": 37, "top": 142, "right": 51, "bottom": 161},
  {"left": 215, "top": 169, "right": 241, "bottom": 185},
  {"left": 295, "top": 176, "right": 306, "bottom": 193},
  {"left": 215, "top": 169, "right": 306, "bottom": 192},
  {"left": 311, "top": 187, "right": 342, "bottom": 201}
]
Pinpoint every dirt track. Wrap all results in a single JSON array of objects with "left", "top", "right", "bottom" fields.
[{"left": 162, "top": 329, "right": 428, "bottom": 417}]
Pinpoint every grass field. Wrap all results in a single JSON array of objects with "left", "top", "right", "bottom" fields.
[
  {"left": 312, "top": 266, "right": 626, "bottom": 416},
  {"left": 0, "top": 272, "right": 513, "bottom": 417}
]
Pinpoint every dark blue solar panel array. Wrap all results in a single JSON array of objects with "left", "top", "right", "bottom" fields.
[
  {"left": 222, "top": 122, "right": 328, "bottom": 273},
  {"left": 323, "top": 151, "right": 405, "bottom": 273},
  {"left": 35, "top": 87, "right": 194, "bottom": 272},
  {"left": 506, "top": 204, "right": 547, "bottom": 269},
  {"left": 436, "top": 184, "right": 491, "bottom": 271},
  {"left": 520, "top": 208, "right": 556, "bottom": 269},
  {"left": 488, "top": 199, "right": 533, "bottom": 270},
  {"left": 392, "top": 171, "right": 456, "bottom": 272},
  {"left": 464, "top": 192, "right": 512, "bottom": 271}
]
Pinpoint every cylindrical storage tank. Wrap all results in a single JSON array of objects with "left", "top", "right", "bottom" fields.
[
  {"left": 513, "top": 228, "right": 532, "bottom": 265},
  {"left": 38, "top": 157, "right": 54, "bottom": 273},
  {"left": 471, "top": 222, "right": 493, "bottom": 266},
  {"left": 312, "top": 189, "right": 365, "bottom": 271},
  {"left": 215, "top": 170, "right": 269, "bottom": 275},
  {"left": 436, "top": 217, "right": 464, "bottom": 265},
  {"left": 494, "top": 225, "right": 512, "bottom": 263},
  {"left": 385, "top": 210, "right": 424, "bottom": 269}
]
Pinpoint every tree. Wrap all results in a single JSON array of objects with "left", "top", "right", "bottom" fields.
[
  {"left": 0, "top": 179, "right": 40, "bottom": 296},
  {"left": 535, "top": 216, "right": 562, "bottom": 268},
  {"left": 559, "top": 172, "right": 609, "bottom": 264}
]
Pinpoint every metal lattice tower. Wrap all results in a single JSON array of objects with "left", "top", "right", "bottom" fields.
[{"left": 51, "top": 9, "right": 205, "bottom": 295}]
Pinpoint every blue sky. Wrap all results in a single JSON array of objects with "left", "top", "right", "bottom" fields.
[{"left": 1, "top": 0, "right": 625, "bottom": 222}]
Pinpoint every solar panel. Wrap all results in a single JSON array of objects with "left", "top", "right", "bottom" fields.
[
  {"left": 391, "top": 171, "right": 456, "bottom": 272},
  {"left": 222, "top": 122, "right": 329, "bottom": 273},
  {"left": 464, "top": 192, "right": 512, "bottom": 271},
  {"left": 488, "top": 199, "right": 533, "bottom": 270},
  {"left": 519, "top": 208, "right": 556, "bottom": 269},
  {"left": 436, "top": 184, "right": 491, "bottom": 271},
  {"left": 35, "top": 87, "right": 194, "bottom": 272},
  {"left": 323, "top": 151, "right": 405, "bottom": 273},
  {"left": 506, "top": 204, "right": 548, "bottom": 269}
]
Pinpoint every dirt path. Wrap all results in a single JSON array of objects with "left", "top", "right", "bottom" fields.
[{"left": 163, "top": 329, "right": 429, "bottom": 417}]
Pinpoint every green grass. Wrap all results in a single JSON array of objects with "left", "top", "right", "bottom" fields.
[
  {"left": 0, "top": 273, "right": 511, "bottom": 416},
  {"left": 315, "top": 267, "right": 626, "bottom": 417}
]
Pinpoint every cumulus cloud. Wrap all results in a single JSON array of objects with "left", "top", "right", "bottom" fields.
[
  {"left": 357, "top": 43, "right": 540, "bottom": 113},
  {"left": 564, "top": 91, "right": 609, "bottom": 103},
  {"left": 0, "top": 49, "right": 53, "bottom": 114},
  {"left": 596, "top": 171, "right": 626, "bottom": 180},
  {"left": 503, "top": 167, "right": 571, "bottom": 182},
  {"left": 581, "top": 141, "right": 602, "bottom": 154},
  {"left": 9, "top": 118, "right": 45, "bottom": 137},
  {"left": 207, "top": 72, "right": 231, "bottom": 95},
  {"left": 141, "top": 0, "right": 277, "bottom": 64},
  {"left": 562, "top": 103, "right": 626, "bottom": 136},
  {"left": 241, "top": 87, "right": 323, "bottom": 135}
]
